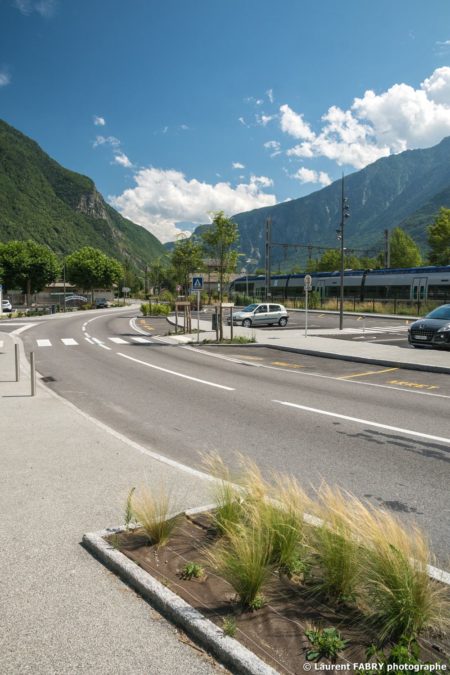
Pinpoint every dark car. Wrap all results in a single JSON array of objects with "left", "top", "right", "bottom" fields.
[
  {"left": 408, "top": 304, "right": 450, "bottom": 349},
  {"left": 95, "top": 298, "right": 108, "bottom": 308}
]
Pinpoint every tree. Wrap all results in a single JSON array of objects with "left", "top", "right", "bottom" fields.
[
  {"left": 428, "top": 208, "right": 450, "bottom": 265},
  {"left": 314, "top": 249, "right": 362, "bottom": 272},
  {"left": 170, "top": 236, "right": 204, "bottom": 295},
  {"left": 0, "top": 240, "right": 60, "bottom": 304},
  {"left": 382, "top": 227, "right": 422, "bottom": 268},
  {"left": 65, "top": 247, "right": 123, "bottom": 301},
  {"left": 201, "top": 211, "right": 239, "bottom": 340}
]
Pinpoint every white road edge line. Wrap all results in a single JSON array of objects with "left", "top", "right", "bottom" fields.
[
  {"left": 273, "top": 400, "right": 450, "bottom": 445},
  {"left": 11, "top": 323, "right": 37, "bottom": 335},
  {"left": 117, "top": 351, "right": 235, "bottom": 390}
]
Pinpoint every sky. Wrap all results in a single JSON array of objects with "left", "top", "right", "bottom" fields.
[{"left": 1, "top": 0, "right": 450, "bottom": 243}]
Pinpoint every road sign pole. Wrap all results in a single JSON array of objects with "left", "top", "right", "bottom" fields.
[
  {"left": 305, "top": 287, "right": 308, "bottom": 338},
  {"left": 197, "top": 290, "right": 200, "bottom": 343}
]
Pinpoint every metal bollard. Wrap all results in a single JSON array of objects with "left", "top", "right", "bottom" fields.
[
  {"left": 15, "top": 343, "right": 20, "bottom": 382},
  {"left": 30, "top": 351, "right": 36, "bottom": 396}
]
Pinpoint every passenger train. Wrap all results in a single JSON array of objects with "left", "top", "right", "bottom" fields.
[{"left": 229, "top": 266, "right": 450, "bottom": 303}]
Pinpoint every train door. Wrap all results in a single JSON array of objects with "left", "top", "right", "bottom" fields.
[
  {"left": 411, "top": 277, "right": 428, "bottom": 302},
  {"left": 315, "top": 280, "right": 326, "bottom": 300}
]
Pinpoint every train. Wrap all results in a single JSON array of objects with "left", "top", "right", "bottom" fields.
[{"left": 229, "top": 265, "right": 450, "bottom": 303}]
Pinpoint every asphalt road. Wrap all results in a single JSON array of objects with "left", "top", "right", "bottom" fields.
[{"left": 13, "top": 308, "right": 450, "bottom": 563}]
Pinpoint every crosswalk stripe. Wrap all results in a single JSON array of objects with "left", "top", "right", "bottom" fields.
[
  {"left": 108, "top": 337, "right": 129, "bottom": 344},
  {"left": 0, "top": 340, "right": 3, "bottom": 349},
  {"left": 61, "top": 338, "right": 78, "bottom": 346},
  {"left": 37, "top": 339, "right": 52, "bottom": 347},
  {"left": 131, "top": 336, "right": 152, "bottom": 344}
]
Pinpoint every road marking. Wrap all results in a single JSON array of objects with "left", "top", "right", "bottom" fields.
[
  {"left": 117, "top": 352, "right": 235, "bottom": 390},
  {"left": 108, "top": 337, "right": 129, "bottom": 344},
  {"left": 338, "top": 367, "right": 398, "bottom": 380},
  {"left": 11, "top": 323, "right": 37, "bottom": 335},
  {"left": 273, "top": 400, "right": 450, "bottom": 444},
  {"left": 61, "top": 338, "right": 78, "bottom": 346},
  {"left": 388, "top": 379, "right": 439, "bottom": 391},
  {"left": 92, "top": 337, "right": 111, "bottom": 350},
  {"left": 85, "top": 337, "right": 94, "bottom": 344},
  {"left": 131, "top": 336, "right": 152, "bottom": 344},
  {"left": 271, "top": 361, "right": 304, "bottom": 369},
  {"left": 37, "top": 339, "right": 52, "bottom": 347},
  {"left": 0, "top": 340, "right": 3, "bottom": 348}
]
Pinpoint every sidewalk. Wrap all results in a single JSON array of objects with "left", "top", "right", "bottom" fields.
[
  {"left": 167, "top": 316, "right": 450, "bottom": 374},
  {"left": 0, "top": 331, "right": 220, "bottom": 675}
]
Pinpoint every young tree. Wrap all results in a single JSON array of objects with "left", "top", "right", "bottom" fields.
[
  {"left": 428, "top": 208, "right": 450, "bottom": 265},
  {"left": 0, "top": 240, "right": 60, "bottom": 304},
  {"left": 170, "top": 236, "right": 204, "bottom": 295},
  {"left": 382, "top": 227, "right": 422, "bottom": 268},
  {"left": 201, "top": 211, "right": 239, "bottom": 340},
  {"left": 65, "top": 247, "right": 123, "bottom": 301}
]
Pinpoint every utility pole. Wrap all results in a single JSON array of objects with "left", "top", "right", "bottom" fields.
[
  {"left": 384, "top": 229, "right": 390, "bottom": 268},
  {"left": 265, "top": 217, "right": 272, "bottom": 301},
  {"left": 337, "top": 175, "right": 350, "bottom": 330}
]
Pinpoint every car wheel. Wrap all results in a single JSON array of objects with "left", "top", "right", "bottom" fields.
[
  {"left": 242, "top": 318, "right": 252, "bottom": 328},
  {"left": 278, "top": 317, "right": 288, "bottom": 327}
]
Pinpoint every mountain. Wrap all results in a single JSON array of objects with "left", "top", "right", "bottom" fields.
[
  {"left": 0, "top": 119, "right": 165, "bottom": 270},
  {"left": 192, "top": 137, "right": 450, "bottom": 269}
]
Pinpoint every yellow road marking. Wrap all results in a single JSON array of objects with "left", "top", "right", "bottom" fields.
[
  {"left": 232, "top": 354, "right": 264, "bottom": 360},
  {"left": 388, "top": 379, "right": 439, "bottom": 391},
  {"left": 338, "top": 367, "right": 398, "bottom": 380},
  {"left": 271, "top": 361, "right": 304, "bottom": 369},
  {"left": 356, "top": 316, "right": 363, "bottom": 321}
]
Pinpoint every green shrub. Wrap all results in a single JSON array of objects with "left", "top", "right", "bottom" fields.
[
  {"left": 305, "top": 625, "right": 348, "bottom": 662},
  {"left": 222, "top": 616, "right": 237, "bottom": 637},
  {"left": 180, "top": 562, "right": 204, "bottom": 580}
]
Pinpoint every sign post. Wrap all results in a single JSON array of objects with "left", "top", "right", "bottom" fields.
[
  {"left": 304, "top": 274, "right": 312, "bottom": 338},
  {"left": 0, "top": 283, "right": 2, "bottom": 316},
  {"left": 192, "top": 276, "right": 203, "bottom": 343}
]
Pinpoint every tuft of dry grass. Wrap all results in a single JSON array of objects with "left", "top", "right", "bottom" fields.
[
  {"left": 201, "top": 452, "right": 245, "bottom": 534},
  {"left": 131, "top": 485, "right": 179, "bottom": 548}
]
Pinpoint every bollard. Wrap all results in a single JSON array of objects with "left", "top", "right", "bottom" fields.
[
  {"left": 30, "top": 351, "right": 36, "bottom": 396},
  {"left": 15, "top": 343, "right": 20, "bottom": 382}
]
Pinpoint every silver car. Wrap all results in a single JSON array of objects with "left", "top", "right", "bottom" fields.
[
  {"left": 229, "top": 303, "right": 289, "bottom": 327},
  {"left": 2, "top": 299, "right": 12, "bottom": 312}
]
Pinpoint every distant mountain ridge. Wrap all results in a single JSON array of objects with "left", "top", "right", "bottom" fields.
[
  {"left": 0, "top": 119, "right": 165, "bottom": 270},
  {"left": 190, "top": 137, "right": 450, "bottom": 268}
]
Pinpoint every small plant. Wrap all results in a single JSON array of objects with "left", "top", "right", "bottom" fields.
[
  {"left": 365, "top": 637, "right": 436, "bottom": 670},
  {"left": 201, "top": 452, "right": 244, "bottom": 534},
  {"left": 109, "top": 533, "right": 121, "bottom": 549},
  {"left": 305, "top": 625, "right": 348, "bottom": 662},
  {"left": 180, "top": 562, "right": 204, "bottom": 580},
  {"left": 124, "top": 487, "right": 136, "bottom": 530},
  {"left": 131, "top": 486, "right": 179, "bottom": 548},
  {"left": 222, "top": 616, "right": 237, "bottom": 637},
  {"left": 249, "top": 593, "right": 266, "bottom": 610}
]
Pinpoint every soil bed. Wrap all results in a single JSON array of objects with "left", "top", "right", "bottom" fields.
[{"left": 106, "top": 512, "right": 449, "bottom": 674}]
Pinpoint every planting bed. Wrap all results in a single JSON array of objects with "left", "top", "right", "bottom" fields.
[{"left": 102, "top": 511, "right": 449, "bottom": 674}]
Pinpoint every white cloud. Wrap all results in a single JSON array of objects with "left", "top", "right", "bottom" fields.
[
  {"left": 109, "top": 168, "right": 276, "bottom": 243},
  {"left": 238, "top": 116, "right": 248, "bottom": 127},
  {"left": 180, "top": 124, "right": 189, "bottom": 130},
  {"left": 232, "top": 162, "right": 245, "bottom": 169},
  {"left": 264, "top": 140, "right": 281, "bottom": 157},
  {"left": 266, "top": 89, "right": 274, "bottom": 104},
  {"left": 279, "top": 104, "right": 315, "bottom": 141},
  {"left": 256, "top": 113, "right": 273, "bottom": 127},
  {"left": 93, "top": 115, "right": 106, "bottom": 126},
  {"left": 0, "top": 69, "right": 11, "bottom": 87},
  {"left": 93, "top": 135, "right": 120, "bottom": 148},
  {"left": 113, "top": 152, "right": 132, "bottom": 168},
  {"left": 292, "top": 167, "right": 331, "bottom": 186},
  {"left": 280, "top": 67, "right": 450, "bottom": 169}
]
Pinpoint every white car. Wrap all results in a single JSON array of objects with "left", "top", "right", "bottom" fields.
[
  {"left": 2, "top": 299, "right": 12, "bottom": 312},
  {"left": 228, "top": 303, "right": 289, "bottom": 328}
]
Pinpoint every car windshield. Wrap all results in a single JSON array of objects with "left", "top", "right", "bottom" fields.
[
  {"left": 426, "top": 306, "right": 450, "bottom": 320},
  {"left": 243, "top": 304, "right": 259, "bottom": 312}
]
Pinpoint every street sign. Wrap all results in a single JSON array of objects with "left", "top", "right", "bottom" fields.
[
  {"left": 122, "top": 286, "right": 131, "bottom": 293},
  {"left": 304, "top": 274, "right": 312, "bottom": 291},
  {"left": 192, "top": 276, "right": 203, "bottom": 290}
]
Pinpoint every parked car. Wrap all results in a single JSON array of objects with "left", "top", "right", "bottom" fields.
[
  {"left": 2, "top": 299, "right": 12, "bottom": 312},
  {"left": 228, "top": 303, "right": 289, "bottom": 328},
  {"left": 408, "top": 304, "right": 450, "bottom": 349},
  {"left": 95, "top": 298, "right": 108, "bottom": 308}
]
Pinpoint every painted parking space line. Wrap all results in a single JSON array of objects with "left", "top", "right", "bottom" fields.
[
  {"left": 273, "top": 400, "right": 450, "bottom": 444},
  {"left": 61, "top": 338, "right": 78, "bottom": 346},
  {"left": 338, "top": 367, "right": 398, "bottom": 380},
  {"left": 37, "top": 339, "right": 52, "bottom": 347},
  {"left": 117, "top": 352, "right": 235, "bottom": 390}
]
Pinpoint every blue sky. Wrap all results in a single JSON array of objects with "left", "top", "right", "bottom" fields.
[{"left": 1, "top": 0, "right": 450, "bottom": 242}]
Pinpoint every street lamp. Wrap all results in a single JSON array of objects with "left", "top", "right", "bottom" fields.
[{"left": 337, "top": 176, "right": 350, "bottom": 330}]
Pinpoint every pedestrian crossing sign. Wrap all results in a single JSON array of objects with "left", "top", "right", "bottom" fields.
[{"left": 192, "top": 276, "right": 203, "bottom": 290}]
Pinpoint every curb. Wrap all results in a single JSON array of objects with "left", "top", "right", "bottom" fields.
[{"left": 83, "top": 511, "right": 279, "bottom": 675}]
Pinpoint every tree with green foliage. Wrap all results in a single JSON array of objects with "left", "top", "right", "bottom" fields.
[
  {"left": 201, "top": 211, "right": 239, "bottom": 340},
  {"left": 428, "top": 208, "right": 450, "bottom": 265},
  {"left": 381, "top": 227, "right": 422, "bottom": 268},
  {"left": 65, "top": 246, "right": 123, "bottom": 301},
  {"left": 313, "top": 249, "right": 362, "bottom": 272},
  {"left": 170, "top": 236, "right": 204, "bottom": 295},
  {"left": 0, "top": 240, "right": 60, "bottom": 304}
]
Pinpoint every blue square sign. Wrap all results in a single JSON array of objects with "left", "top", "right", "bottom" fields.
[{"left": 192, "top": 276, "right": 203, "bottom": 290}]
